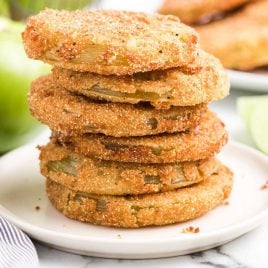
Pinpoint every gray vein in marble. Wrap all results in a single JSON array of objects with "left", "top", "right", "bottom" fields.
[{"left": 189, "top": 247, "right": 248, "bottom": 268}]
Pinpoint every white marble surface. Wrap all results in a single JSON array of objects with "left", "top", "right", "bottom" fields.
[{"left": 34, "top": 89, "right": 268, "bottom": 268}]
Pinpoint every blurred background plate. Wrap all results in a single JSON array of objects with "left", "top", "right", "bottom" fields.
[
  {"left": 99, "top": 0, "right": 162, "bottom": 13},
  {"left": 228, "top": 70, "right": 268, "bottom": 92}
]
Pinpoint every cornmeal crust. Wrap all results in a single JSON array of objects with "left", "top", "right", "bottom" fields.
[
  {"left": 22, "top": 9, "right": 199, "bottom": 75},
  {"left": 52, "top": 50, "right": 229, "bottom": 109},
  {"left": 40, "top": 141, "right": 220, "bottom": 195},
  {"left": 29, "top": 76, "right": 206, "bottom": 137},
  {"left": 54, "top": 110, "right": 227, "bottom": 163},
  {"left": 46, "top": 164, "right": 233, "bottom": 228}
]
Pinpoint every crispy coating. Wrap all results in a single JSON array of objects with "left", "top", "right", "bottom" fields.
[
  {"left": 22, "top": 9, "right": 199, "bottom": 75},
  {"left": 40, "top": 141, "right": 220, "bottom": 195},
  {"left": 54, "top": 110, "right": 228, "bottom": 163},
  {"left": 158, "top": 0, "right": 251, "bottom": 24},
  {"left": 197, "top": 0, "right": 268, "bottom": 70},
  {"left": 52, "top": 50, "right": 229, "bottom": 109},
  {"left": 29, "top": 76, "right": 206, "bottom": 137},
  {"left": 46, "top": 164, "right": 233, "bottom": 228}
]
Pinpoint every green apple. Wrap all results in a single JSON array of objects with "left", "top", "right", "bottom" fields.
[
  {"left": 250, "top": 103, "right": 268, "bottom": 154},
  {"left": 237, "top": 95, "right": 268, "bottom": 154},
  {"left": 0, "top": 17, "right": 50, "bottom": 153},
  {"left": 237, "top": 95, "right": 268, "bottom": 130},
  {"left": 9, "top": 0, "right": 94, "bottom": 20},
  {"left": 0, "top": 0, "right": 9, "bottom": 17}
]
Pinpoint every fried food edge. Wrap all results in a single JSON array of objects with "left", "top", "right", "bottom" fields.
[
  {"left": 22, "top": 9, "right": 199, "bottom": 75},
  {"left": 46, "top": 164, "right": 233, "bottom": 228}
]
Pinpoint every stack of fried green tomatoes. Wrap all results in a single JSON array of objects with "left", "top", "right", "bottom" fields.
[{"left": 23, "top": 9, "right": 233, "bottom": 228}]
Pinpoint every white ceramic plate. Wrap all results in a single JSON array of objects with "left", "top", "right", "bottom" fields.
[
  {"left": 0, "top": 137, "right": 268, "bottom": 259},
  {"left": 228, "top": 70, "right": 268, "bottom": 92}
]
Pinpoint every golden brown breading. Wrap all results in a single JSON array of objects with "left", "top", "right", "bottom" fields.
[
  {"left": 40, "top": 141, "right": 220, "bottom": 195},
  {"left": 52, "top": 50, "right": 229, "bottom": 109},
  {"left": 46, "top": 164, "right": 233, "bottom": 228},
  {"left": 158, "top": 0, "right": 251, "bottom": 24},
  {"left": 22, "top": 9, "right": 199, "bottom": 75},
  {"left": 54, "top": 110, "right": 227, "bottom": 163},
  {"left": 29, "top": 76, "right": 206, "bottom": 137},
  {"left": 197, "top": 0, "right": 268, "bottom": 70}
]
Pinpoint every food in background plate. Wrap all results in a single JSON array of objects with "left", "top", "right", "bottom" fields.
[
  {"left": 197, "top": 0, "right": 268, "bottom": 70},
  {"left": 159, "top": 0, "right": 251, "bottom": 24},
  {"left": 159, "top": 0, "right": 268, "bottom": 71}
]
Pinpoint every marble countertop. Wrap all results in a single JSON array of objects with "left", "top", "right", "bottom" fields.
[
  {"left": 36, "top": 220, "right": 268, "bottom": 268},
  {"left": 35, "top": 89, "right": 268, "bottom": 268}
]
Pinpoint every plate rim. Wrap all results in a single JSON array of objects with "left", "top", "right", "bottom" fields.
[
  {"left": 228, "top": 69, "right": 268, "bottom": 79},
  {"left": 0, "top": 139, "right": 268, "bottom": 246},
  {"left": 227, "top": 69, "right": 268, "bottom": 92}
]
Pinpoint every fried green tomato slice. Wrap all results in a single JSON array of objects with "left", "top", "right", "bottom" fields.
[
  {"left": 54, "top": 110, "right": 228, "bottom": 163},
  {"left": 158, "top": 0, "right": 251, "bottom": 25},
  {"left": 40, "top": 141, "right": 220, "bottom": 195},
  {"left": 52, "top": 50, "right": 229, "bottom": 109},
  {"left": 29, "top": 75, "right": 206, "bottom": 137},
  {"left": 197, "top": 1, "right": 268, "bottom": 70},
  {"left": 46, "top": 164, "right": 233, "bottom": 227},
  {"left": 22, "top": 9, "right": 199, "bottom": 75}
]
